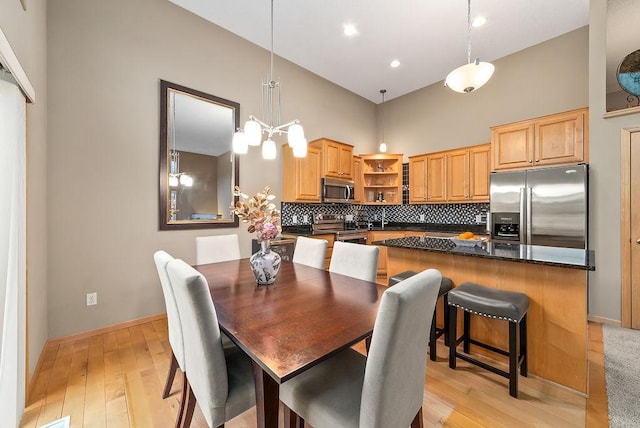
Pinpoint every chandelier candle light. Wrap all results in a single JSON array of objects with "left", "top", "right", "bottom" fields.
[
  {"left": 445, "top": 0, "right": 494, "bottom": 93},
  {"left": 232, "top": 0, "right": 306, "bottom": 159}
]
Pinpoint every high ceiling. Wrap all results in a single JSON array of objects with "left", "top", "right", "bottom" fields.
[{"left": 170, "top": 0, "right": 589, "bottom": 103}]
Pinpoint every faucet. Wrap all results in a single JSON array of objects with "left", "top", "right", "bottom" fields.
[{"left": 381, "top": 208, "right": 388, "bottom": 229}]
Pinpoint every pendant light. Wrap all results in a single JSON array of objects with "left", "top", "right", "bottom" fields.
[
  {"left": 445, "top": 0, "right": 494, "bottom": 93},
  {"left": 169, "top": 92, "right": 193, "bottom": 187},
  {"left": 233, "top": 0, "right": 306, "bottom": 159},
  {"left": 379, "top": 89, "right": 388, "bottom": 153}
]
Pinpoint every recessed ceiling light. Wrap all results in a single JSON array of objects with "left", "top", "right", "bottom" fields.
[
  {"left": 390, "top": 60, "right": 400, "bottom": 68},
  {"left": 472, "top": 16, "right": 487, "bottom": 27},
  {"left": 343, "top": 24, "right": 358, "bottom": 37}
]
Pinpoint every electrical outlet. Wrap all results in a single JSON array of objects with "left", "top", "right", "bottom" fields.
[
  {"left": 302, "top": 215, "right": 308, "bottom": 223},
  {"left": 476, "top": 214, "right": 483, "bottom": 223},
  {"left": 292, "top": 215, "right": 298, "bottom": 224},
  {"left": 86, "top": 292, "right": 97, "bottom": 306},
  {"left": 419, "top": 214, "right": 425, "bottom": 222}
]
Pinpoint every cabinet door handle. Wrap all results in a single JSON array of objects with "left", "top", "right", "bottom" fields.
[
  {"left": 528, "top": 159, "right": 533, "bottom": 163},
  {"left": 535, "top": 159, "right": 540, "bottom": 163},
  {"left": 637, "top": 238, "right": 640, "bottom": 244}
]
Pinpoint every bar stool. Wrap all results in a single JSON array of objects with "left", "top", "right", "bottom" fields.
[
  {"left": 389, "top": 270, "right": 453, "bottom": 361},
  {"left": 447, "top": 282, "right": 529, "bottom": 398}
]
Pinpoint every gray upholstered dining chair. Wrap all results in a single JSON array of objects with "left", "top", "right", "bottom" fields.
[
  {"left": 279, "top": 268, "right": 442, "bottom": 428},
  {"left": 153, "top": 251, "right": 186, "bottom": 402},
  {"left": 167, "top": 258, "right": 256, "bottom": 428},
  {"left": 328, "top": 241, "right": 379, "bottom": 282},
  {"left": 292, "top": 236, "right": 328, "bottom": 269},
  {"left": 196, "top": 234, "right": 241, "bottom": 265}
]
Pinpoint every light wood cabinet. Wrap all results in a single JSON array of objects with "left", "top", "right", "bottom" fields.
[
  {"left": 409, "top": 153, "right": 446, "bottom": 203},
  {"left": 492, "top": 107, "right": 588, "bottom": 171},
  {"left": 309, "top": 138, "right": 354, "bottom": 179},
  {"left": 352, "top": 155, "right": 363, "bottom": 203},
  {"left": 360, "top": 154, "right": 403, "bottom": 205},
  {"left": 447, "top": 144, "right": 491, "bottom": 202},
  {"left": 368, "top": 230, "right": 406, "bottom": 277},
  {"left": 310, "top": 233, "right": 334, "bottom": 270},
  {"left": 282, "top": 144, "right": 322, "bottom": 202}
]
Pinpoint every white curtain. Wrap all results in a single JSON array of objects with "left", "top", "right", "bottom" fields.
[{"left": 0, "top": 71, "right": 27, "bottom": 427}]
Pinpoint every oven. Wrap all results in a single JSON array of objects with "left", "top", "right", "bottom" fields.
[{"left": 335, "top": 229, "right": 368, "bottom": 244}]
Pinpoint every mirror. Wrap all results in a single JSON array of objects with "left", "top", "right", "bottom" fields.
[{"left": 159, "top": 80, "right": 240, "bottom": 230}]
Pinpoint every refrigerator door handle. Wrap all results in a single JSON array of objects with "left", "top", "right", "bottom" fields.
[
  {"left": 519, "top": 188, "right": 526, "bottom": 245},
  {"left": 526, "top": 187, "right": 533, "bottom": 244}
]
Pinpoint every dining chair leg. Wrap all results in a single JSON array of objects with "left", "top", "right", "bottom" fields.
[
  {"left": 163, "top": 352, "right": 179, "bottom": 398},
  {"left": 283, "top": 403, "right": 304, "bottom": 428},
  {"left": 174, "top": 371, "right": 188, "bottom": 428},
  {"left": 179, "top": 378, "right": 197, "bottom": 428},
  {"left": 410, "top": 407, "right": 424, "bottom": 428}
]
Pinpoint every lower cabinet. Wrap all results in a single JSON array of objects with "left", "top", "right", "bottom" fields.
[
  {"left": 368, "top": 230, "right": 407, "bottom": 278},
  {"left": 308, "top": 234, "right": 334, "bottom": 270}
]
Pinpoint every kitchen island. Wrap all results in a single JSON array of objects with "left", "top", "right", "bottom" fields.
[{"left": 376, "top": 236, "right": 595, "bottom": 394}]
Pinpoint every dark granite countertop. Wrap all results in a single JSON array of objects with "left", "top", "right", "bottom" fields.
[
  {"left": 374, "top": 236, "right": 596, "bottom": 271},
  {"left": 281, "top": 222, "right": 487, "bottom": 236}
]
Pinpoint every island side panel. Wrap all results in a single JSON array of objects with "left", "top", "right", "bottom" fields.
[{"left": 387, "top": 246, "right": 588, "bottom": 394}]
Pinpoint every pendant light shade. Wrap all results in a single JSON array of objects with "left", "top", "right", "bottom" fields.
[
  {"left": 232, "top": 129, "right": 248, "bottom": 154},
  {"left": 445, "top": 0, "right": 494, "bottom": 93},
  {"left": 244, "top": 119, "right": 262, "bottom": 146},
  {"left": 445, "top": 60, "right": 495, "bottom": 93},
  {"left": 262, "top": 138, "right": 277, "bottom": 160},
  {"left": 292, "top": 138, "right": 308, "bottom": 158}
]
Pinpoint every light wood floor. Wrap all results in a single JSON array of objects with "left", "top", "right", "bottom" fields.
[{"left": 21, "top": 318, "right": 609, "bottom": 428}]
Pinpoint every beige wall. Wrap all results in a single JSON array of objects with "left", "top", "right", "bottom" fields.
[
  {"left": 46, "top": 0, "right": 376, "bottom": 337},
  {"left": 0, "top": 0, "right": 48, "bottom": 376},
  {"left": 588, "top": 0, "right": 640, "bottom": 322},
  {"left": 380, "top": 26, "right": 589, "bottom": 160}
]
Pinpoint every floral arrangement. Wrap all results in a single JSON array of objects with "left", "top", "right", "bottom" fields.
[{"left": 232, "top": 186, "right": 281, "bottom": 242}]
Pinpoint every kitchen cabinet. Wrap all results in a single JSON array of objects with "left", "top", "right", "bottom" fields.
[
  {"left": 360, "top": 154, "right": 403, "bottom": 204},
  {"left": 282, "top": 144, "right": 322, "bottom": 202},
  {"left": 368, "top": 230, "right": 406, "bottom": 277},
  {"left": 492, "top": 107, "right": 588, "bottom": 171},
  {"left": 409, "top": 153, "right": 446, "bottom": 203},
  {"left": 309, "top": 138, "right": 354, "bottom": 179},
  {"left": 447, "top": 144, "right": 491, "bottom": 202},
  {"left": 352, "top": 155, "right": 363, "bottom": 203}
]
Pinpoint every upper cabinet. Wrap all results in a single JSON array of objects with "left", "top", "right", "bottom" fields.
[
  {"left": 409, "top": 152, "right": 446, "bottom": 203},
  {"left": 352, "top": 155, "right": 363, "bottom": 203},
  {"left": 360, "top": 154, "right": 403, "bottom": 204},
  {"left": 492, "top": 108, "right": 588, "bottom": 171},
  {"left": 447, "top": 144, "right": 491, "bottom": 202},
  {"left": 410, "top": 143, "right": 490, "bottom": 204},
  {"left": 282, "top": 144, "right": 322, "bottom": 202},
  {"left": 309, "top": 138, "right": 354, "bottom": 179}
]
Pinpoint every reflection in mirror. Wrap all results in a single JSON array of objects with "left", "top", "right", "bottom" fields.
[
  {"left": 160, "top": 80, "right": 240, "bottom": 230},
  {"left": 606, "top": 0, "right": 640, "bottom": 112}
]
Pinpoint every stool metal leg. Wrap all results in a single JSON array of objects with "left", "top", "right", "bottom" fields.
[
  {"left": 449, "top": 305, "right": 457, "bottom": 369},
  {"left": 463, "top": 311, "right": 470, "bottom": 354},
  {"left": 520, "top": 314, "right": 528, "bottom": 377},
  {"left": 509, "top": 321, "right": 518, "bottom": 398}
]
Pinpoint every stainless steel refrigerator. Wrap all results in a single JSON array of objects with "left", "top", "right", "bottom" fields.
[{"left": 489, "top": 164, "right": 588, "bottom": 249}]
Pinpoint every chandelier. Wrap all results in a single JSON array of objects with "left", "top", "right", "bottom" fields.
[
  {"left": 445, "top": 0, "right": 494, "bottom": 93},
  {"left": 169, "top": 92, "right": 193, "bottom": 187},
  {"left": 232, "top": 0, "right": 306, "bottom": 159}
]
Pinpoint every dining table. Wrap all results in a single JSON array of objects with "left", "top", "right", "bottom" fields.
[{"left": 195, "top": 259, "right": 386, "bottom": 428}]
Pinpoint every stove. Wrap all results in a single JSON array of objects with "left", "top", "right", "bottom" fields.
[{"left": 312, "top": 213, "right": 367, "bottom": 243}]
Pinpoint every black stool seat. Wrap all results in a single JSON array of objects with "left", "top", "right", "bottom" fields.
[
  {"left": 390, "top": 271, "right": 453, "bottom": 297},
  {"left": 389, "top": 270, "right": 453, "bottom": 361},
  {"left": 448, "top": 282, "right": 529, "bottom": 398},
  {"left": 448, "top": 282, "right": 529, "bottom": 322}
]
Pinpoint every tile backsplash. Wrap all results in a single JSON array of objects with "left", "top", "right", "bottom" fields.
[{"left": 281, "top": 202, "right": 489, "bottom": 226}]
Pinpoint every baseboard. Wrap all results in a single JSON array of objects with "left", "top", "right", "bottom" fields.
[
  {"left": 27, "top": 313, "right": 168, "bottom": 403},
  {"left": 588, "top": 315, "right": 621, "bottom": 327}
]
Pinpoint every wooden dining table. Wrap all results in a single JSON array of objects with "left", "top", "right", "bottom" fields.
[{"left": 195, "top": 259, "right": 386, "bottom": 428}]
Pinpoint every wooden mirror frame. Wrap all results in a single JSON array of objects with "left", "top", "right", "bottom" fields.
[{"left": 159, "top": 80, "right": 240, "bottom": 230}]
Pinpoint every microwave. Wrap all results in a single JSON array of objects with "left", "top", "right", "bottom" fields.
[{"left": 321, "top": 177, "right": 355, "bottom": 204}]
